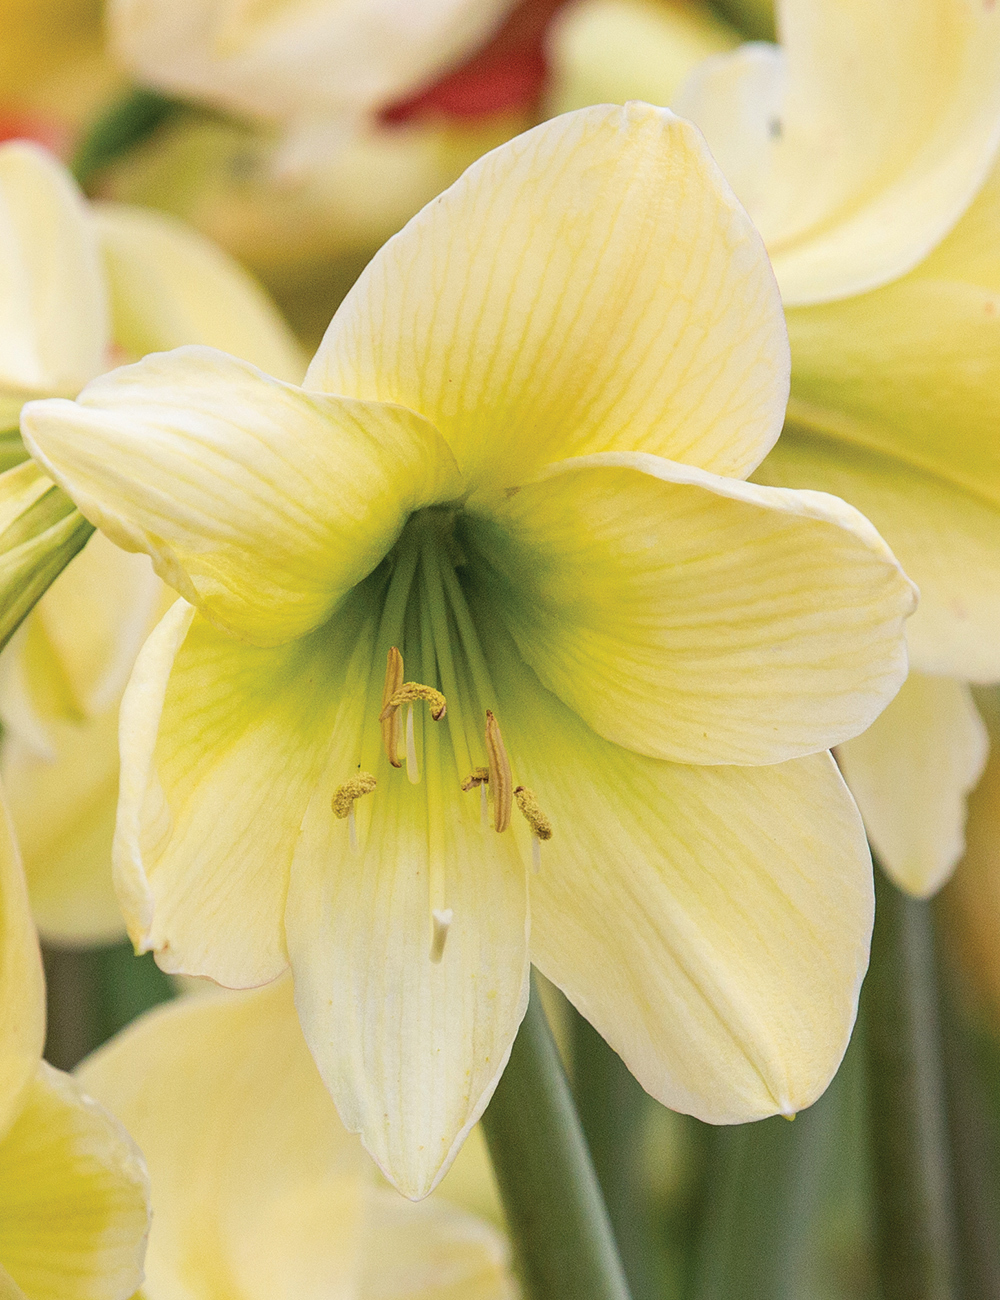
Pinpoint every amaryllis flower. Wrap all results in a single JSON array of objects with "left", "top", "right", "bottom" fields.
[{"left": 24, "top": 104, "right": 916, "bottom": 1196}]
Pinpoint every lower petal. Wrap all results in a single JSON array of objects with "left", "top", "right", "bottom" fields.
[
  {"left": 0, "top": 797, "right": 43, "bottom": 1138},
  {"left": 484, "top": 632, "right": 873, "bottom": 1122},
  {"left": 286, "top": 670, "right": 529, "bottom": 1199},
  {"left": 837, "top": 672, "right": 988, "bottom": 898},
  {"left": 0, "top": 1062, "right": 148, "bottom": 1300}
]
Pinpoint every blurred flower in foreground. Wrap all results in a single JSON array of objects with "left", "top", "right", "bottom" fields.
[
  {"left": 0, "top": 796, "right": 149, "bottom": 1298},
  {"left": 0, "top": 139, "right": 303, "bottom": 944},
  {"left": 676, "top": 0, "right": 1000, "bottom": 896},
  {"left": 79, "top": 979, "right": 516, "bottom": 1300},
  {"left": 24, "top": 104, "right": 916, "bottom": 1196},
  {"left": 97, "top": 0, "right": 732, "bottom": 339}
]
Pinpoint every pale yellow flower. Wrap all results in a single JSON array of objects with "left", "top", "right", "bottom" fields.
[
  {"left": 0, "top": 139, "right": 304, "bottom": 943},
  {"left": 0, "top": 793, "right": 149, "bottom": 1298},
  {"left": 675, "top": 0, "right": 1000, "bottom": 896},
  {"left": 24, "top": 104, "right": 916, "bottom": 1196},
  {"left": 79, "top": 978, "right": 516, "bottom": 1300}
]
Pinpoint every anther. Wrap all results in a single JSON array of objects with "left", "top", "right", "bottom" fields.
[
  {"left": 513, "top": 787, "right": 552, "bottom": 841},
  {"left": 381, "top": 647, "right": 404, "bottom": 767},
  {"left": 515, "top": 785, "right": 552, "bottom": 873},
  {"left": 430, "top": 908, "right": 453, "bottom": 963},
  {"left": 460, "top": 767, "right": 490, "bottom": 792},
  {"left": 380, "top": 681, "right": 447, "bottom": 722},
  {"left": 484, "top": 710, "right": 512, "bottom": 833},
  {"left": 332, "top": 772, "right": 377, "bottom": 818}
]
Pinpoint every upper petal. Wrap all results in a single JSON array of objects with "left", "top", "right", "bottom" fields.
[
  {"left": 480, "top": 619, "right": 873, "bottom": 1123},
  {"left": 466, "top": 451, "right": 915, "bottom": 764},
  {"left": 0, "top": 1062, "right": 149, "bottom": 1300},
  {"left": 0, "top": 142, "right": 108, "bottom": 410},
  {"left": 307, "top": 102, "right": 789, "bottom": 485},
  {"left": 836, "top": 672, "right": 988, "bottom": 900},
  {"left": 675, "top": 0, "right": 1000, "bottom": 304},
  {"left": 22, "top": 347, "right": 462, "bottom": 645},
  {"left": 0, "top": 796, "right": 43, "bottom": 1140},
  {"left": 94, "top": 201, "right": 306, "bottom": 382}
]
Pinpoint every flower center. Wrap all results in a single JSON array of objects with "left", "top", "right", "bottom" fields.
[{"left": 330, "top": 508, "right": 551, "bottom": 961}]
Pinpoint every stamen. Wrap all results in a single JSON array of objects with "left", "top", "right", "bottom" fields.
[
  {"left": 380, "top": 646, "right": 405, "bottom": 767},
  {"left": 430, "top": 907, "right": 453, "bottom": 963},
  {"left": 514, "top": 786, "right": 552, "bottom": 841},
  {"left": 405, "top": 703, "right": 419, "bottom": 784},
  {"left": 380, "top": 682, "right": 447, "bottom": 722},
  {"left": 485, "top": 710, "right": 512, "bottom": 833},
  {"left": 332, "top": 772, "right": 377, "bottom": 818},
  {"left": 481, "top": 782, "right": 488, "bottom": 826},
  {"left": 460, "top": 767, "right": 490, "bottom": 792}
]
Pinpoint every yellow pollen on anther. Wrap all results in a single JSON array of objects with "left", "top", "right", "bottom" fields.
[
  {"left": 514, "top": 786, "right": 552, "bottom": 841},
  {"left": 484, "top": 710, "right": 512, "bottom": 833},
  {"left": 430, "top": 908, "right": 453, "bottom": 963},
  {"left": 460, "top": 767, "right": 490, "bottom": 792},
  {"left": 380, "top": 681, "right": 447, "bottom": 722},
  {"left": 381, "top": 646, "right": 404, "bottom": 767},
  {"left": 332, "top": 772, "right": 377, "bottom": 819}
]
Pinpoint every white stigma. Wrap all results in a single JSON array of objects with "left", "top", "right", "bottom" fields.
[{"left": 430, "top": 908, "right": 453, "bottom": 963}]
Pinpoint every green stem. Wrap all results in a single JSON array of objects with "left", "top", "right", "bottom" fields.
[
  {"left": 481, "top": 971, "right": 632, "bottom": 1300},
  {"left": 864, "top": 870, "right": 958, "bottom": 1300},
  {"left": 571, "top": 1009, "right": 659, "bottom": 1300}
]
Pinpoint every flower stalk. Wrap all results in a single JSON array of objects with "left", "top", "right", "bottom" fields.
[
  {"left": 481, "top": 972, "right": 632, "bottom": 1300},
  {"left": 864, "top": 868, "right": 959, "bottom": 1300}
]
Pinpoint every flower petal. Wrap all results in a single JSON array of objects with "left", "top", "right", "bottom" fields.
[
  {"left": 467, "top": 450, "right": 915, "bottom": 765},
  {"left": 836, "top": 673, "right": 988, "bottom": 900},
  {"left": 0, "top": 796, "right": 43, "bottom": 1139},
  {"left": 22, "top": 347, "right": 462, "bottom": 645},
  {"left": 675, "top": 0, "right": 1000, "bottom": 304},
  {"left": 0, "top": 1061, "right": 148, "bottom": 1300},
  {"left": 285, "top": 623, "right": 529, "bottom": 1199},
  {"left": 308, "top": 102, "right": 789, "bottom": 485},
  {"left": 755, "top": 427, "right": 1000, "bottom": 682},
  {"left": 115, "top": 594, "right": 376, "bottom": 985},
  {"left": 79, "top": 981, "right": 516, "bottom": 1300},
  {"left": 480, "top": 622, "right": 873, "bottom": 1122},
  {"left": 0, "top": 141, "right": 108, "bottom": 411},
  {"left": 3, "top": 707, "right": 126, "bottom": 946},
  {"left": 94, "top": 201, "right": 307, "bottom": 382},
  {"left": 79, "top": 981, "right": 368, "bottom": 1300}
]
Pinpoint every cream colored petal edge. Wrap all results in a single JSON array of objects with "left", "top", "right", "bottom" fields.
[
  {"left": 836, "top": 673, "right": 988, "bottom": 900},
  {"left": 0, "top": 141, "right": 108, "bottom": 400},
  {"left": 471, "top": 450, "right": 915, "bottom": 764},
  {"left": 0, "top": 794, "right": 44, "bottom": 1138},
  {"left": 3, "top": 706, "right": 127, "bottom": 947},
  {"left": 23, "top": 347, "right": 462, "bottom": 646},
  {"left": 755, "top": 429, "right": 1000, "bottom": 683},
  {"left": 0, "top": 1061, "right": 148, "bottom": 1300},
  {"left": 478, "top": 614, "right": 873, "bottom": 1122},
  {"left": 116, "top": 594, "right": 376, "bottom": 987},
  {"left": 309, "top": 102, "right": 789, "bottom": 486},
  {"left": 286, "top": 609, "right": 529, "bottom": 1200},
  {"left": 79, "top": 981, "right": 376, "bottom": 1300},
  {"left": 94, "top": 202, "right": 306, "bottom": 383},
  {"left": 677, "top": 0, "right": 1000, "bottom": 305}
]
